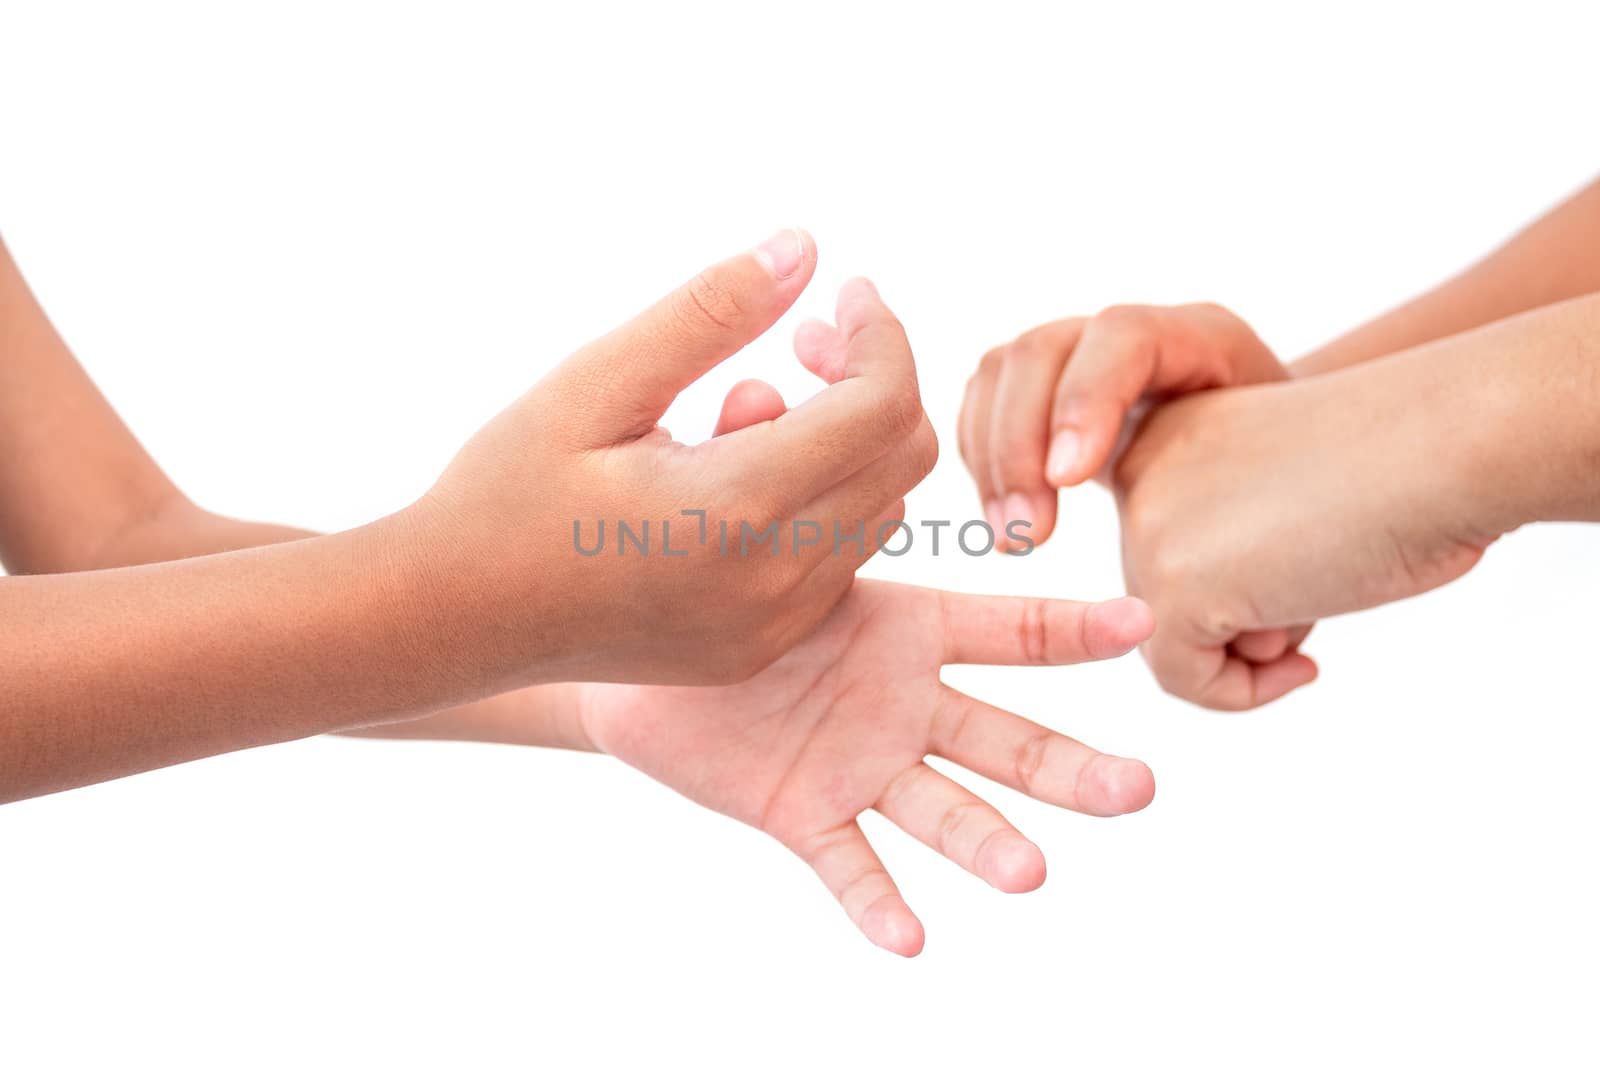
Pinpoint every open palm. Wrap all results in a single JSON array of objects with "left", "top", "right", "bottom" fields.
[{"left": 581, "top": 579, "right": 1156, "bottom": 956}]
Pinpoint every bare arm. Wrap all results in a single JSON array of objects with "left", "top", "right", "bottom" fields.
[
  {"left": 0, "top": 236, "right": 591, "bottom": 764},
  {"left": 1107, "top": 289, "right": 1600, "bottom": 710},
  {"left": 0, "top": 231, "right": 940, "bottom": 802},
  {"left": 1294, "top": 176, "right": 1600, "bottom": 376}
]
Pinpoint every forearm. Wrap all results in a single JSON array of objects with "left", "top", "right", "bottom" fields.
[
  {"left": 342, "top": 682, "right": 596, "bottom": 752},
  {"left": 74, "top": 501, "right": 595, "bottom": 752},
  {"left": 1294, "top": 177, "right": 1600, "bottom": 376},
  {"left": 1328, "top": 290, "right": 1600, "bottom": 536},
  {"left": 0, "top": 509, "right": 547, "bottom": 803}
]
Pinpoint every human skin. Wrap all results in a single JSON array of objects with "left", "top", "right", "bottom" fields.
[
  {"left": 958, "top": 175, "right": 1600, "bottom": 540},
  {"left": 1293, "top": 176, "right": 1600, "bottom": 375},
  {"left": 960, "top": 176, "right": 1600, "bottom": 708},
  {"left": 0, "top": 230, "right": 940, "bottom": 801},
  {"left": 356, "top": 375, "right": 1156, "bottom": 957},
  {"left": 1110, "top": 292, "right": 1600, "bottom": 708},
  {"left": 958, "top": 302, "right": 1288, "bottom": 548},
  {"left": 360, "top": 580, "right": 1157, "bottom": 957},
  {"left": 1, "top": 243, "right": 1158, "bottom": 953}
]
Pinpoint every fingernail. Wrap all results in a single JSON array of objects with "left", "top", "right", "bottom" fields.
[
  {"left": 984, "top": 499, "right": 1006, "bottom": 550},
  {"left": 1003, "top": 492, "right": 1034, "bottom": 549},
  {"left": 1045, "top": 429, "right": 1082, "bottom": 486},
  {"left": 754, "top": 228, "right": 804, "bottom": 280}
]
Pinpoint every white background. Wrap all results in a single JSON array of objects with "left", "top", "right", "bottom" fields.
[{"left": 2, "top": 1, "right": 1597, "bottom": 1063}]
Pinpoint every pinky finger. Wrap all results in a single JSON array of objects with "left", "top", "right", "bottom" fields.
[
  {"left": 797, "top": 822, "right": 925, "bottom": 957},
  {"left": 1199, "top": 652, "right": 1319, "bottom": 710}
]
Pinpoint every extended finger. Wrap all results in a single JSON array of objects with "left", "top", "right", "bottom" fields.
[
  {"left": 938, "top": 591, "right": 1154, "bottom": 665},
  {"left": 929, "top": 688, "right": 1155, "bottom": 816},
  {"left": 795, "top": 822, "right": 925, "bottom": 957},
  {"left": 875, "top": 762, "right": 1046, "bottom": 893}
]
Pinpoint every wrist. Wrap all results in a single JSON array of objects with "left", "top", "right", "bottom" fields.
[
  {"left": 1289, "top": 346, "right": 1504, "bottom": 551},
  {"left": 379, "top": 494, "right": 575, "bottom": 700}
]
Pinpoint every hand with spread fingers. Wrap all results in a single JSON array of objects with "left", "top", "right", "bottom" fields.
[
  {"left": 580, "top": 579, "right": 1156, "bottom": 956},
  {"left": 354, "top": 325, "right": 1152, "bottom": 955}
]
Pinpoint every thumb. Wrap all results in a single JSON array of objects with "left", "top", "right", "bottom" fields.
[{"left": 556, "top": 228, "right": 815, "bottom": 446}]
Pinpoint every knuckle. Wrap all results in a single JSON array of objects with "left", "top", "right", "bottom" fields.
[
  {"left": 1185, "top": 300, "right": 1234, "bottom": 320},
  {"left": 1013, "top": 731, "right": 1053, "bottom": 796},
  {"left": 936, "top": 801, "right": 982, "bottom": 853},
  {"left": 1183, "top": 300, "right": 1245, "bottom": 332},
  {"left": 1011, "top": 317, "right": 1086, "bottom": 361},
  {"left": 679, "top": 269, "right": 745, "bottom": 334},
  {"left": 1013, "top": 597, "right": 1053, "bottom": 664},
  {"left": 847, "top": 310, "right": 908, "bottom": 353},
  {"left": 872, "top": 383, "right": 926, "bottom": 439},
  {"left": 1093, "top": 303, "right": 1154, "bottom": 337},
  {"left": 1008, "top": 326, "right": 1054, "bottom": 361}
]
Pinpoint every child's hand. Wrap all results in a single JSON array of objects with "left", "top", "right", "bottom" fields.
[
  {"left": 582, "top": 579, "right": 1157, "bottom": 956},
  {"left": 958, "top": 303, "right": 1285, "bottom": 546},
  {"left": 1111, "top": 371, "right": 1494, "bottom": 710},
  {"left": 410, "top": 233, "right": 937, "bottom": 690}
]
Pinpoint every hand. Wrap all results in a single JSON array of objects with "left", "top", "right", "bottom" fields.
[
  {"left": 581, "top": 579, "right": 1157, "bottom": 956},
  {"left": 408, "top": 231, "right": 938, "bottom": 689},
  {"left": 1112, "top": 372, "right": 1495, "bottom": 710},
  {"left": 959, "top": 303, "right": 1286, "bottom": 547}
]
